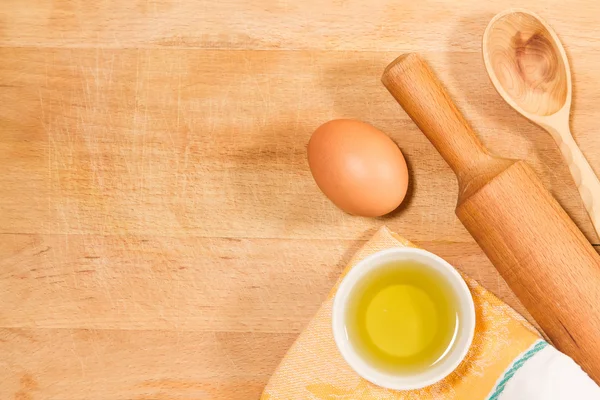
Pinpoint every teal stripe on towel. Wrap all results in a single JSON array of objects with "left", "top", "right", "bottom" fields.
[{"left": 488, "top": 340, "right": 548, "bottom": 400}]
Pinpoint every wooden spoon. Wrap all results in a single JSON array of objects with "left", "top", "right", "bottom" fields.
[{"left": 483, "top": 9, "right": 600, "bottom": 239}]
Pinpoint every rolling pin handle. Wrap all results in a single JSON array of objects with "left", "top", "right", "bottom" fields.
[{"left": 381, "top": 54, "right": 503, "bottom": 195}]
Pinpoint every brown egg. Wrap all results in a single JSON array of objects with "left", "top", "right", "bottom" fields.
[{"left": 307, "top": 119, "right": 409, "bottom": 217}]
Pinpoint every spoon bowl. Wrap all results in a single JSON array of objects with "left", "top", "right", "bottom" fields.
[
  {"left": 483, "top": 9, "right": 600, "bottom": 240},
  {"left": 484, "top": 9, "right": 571, "bottom": 119}
]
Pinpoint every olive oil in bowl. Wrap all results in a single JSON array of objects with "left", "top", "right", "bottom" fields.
[{"left": 345, "top": 260, "right": 460, "bottom": 375}]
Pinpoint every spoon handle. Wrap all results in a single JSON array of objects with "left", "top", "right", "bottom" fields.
[{"left": 550, "top": 126, "right": 600, "bottom": 240}]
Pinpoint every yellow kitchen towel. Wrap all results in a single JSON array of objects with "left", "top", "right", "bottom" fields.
[{"left": 260, "top": 226, "right": 543, "bottom": 399}]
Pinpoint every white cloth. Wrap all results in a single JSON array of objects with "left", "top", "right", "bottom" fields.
[{"left": 497, "top": 344, "right": 600, "bottom": 399}]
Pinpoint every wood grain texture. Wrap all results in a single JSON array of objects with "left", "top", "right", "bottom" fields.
[
  {"left": 382, "top": 54, "right": 515, "bottom": 202},
  {"left": 459, "top": 161, "right": 600, "bottom": 383},
  {"left": 1, "top": 1, "right": 600, "bottom": 399},
  {"left": 484, "top": 11, "right": 569, "bottom": 116},
  {"left": 484, "top": 9, "right": 600, "bottom": 240},
  {"left": 382, "top": 53, "right": 600, "bottom": 383}
]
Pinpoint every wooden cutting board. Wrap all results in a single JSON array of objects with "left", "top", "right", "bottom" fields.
[{"left": 1, "top": 1, "right": 600, "bottom": 399}]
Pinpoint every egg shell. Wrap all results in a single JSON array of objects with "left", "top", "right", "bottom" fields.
[{"left": 307, "top": 119, "right": 409, "bottom": 217}]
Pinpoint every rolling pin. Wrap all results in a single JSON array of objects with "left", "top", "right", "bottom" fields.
[{"left": 382, "top": 53, "right": 600, "bottom": 383}]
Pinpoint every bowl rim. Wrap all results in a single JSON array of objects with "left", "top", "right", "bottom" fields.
[{"left": 331, "top": 247, "right": 476, "bottom": 390}]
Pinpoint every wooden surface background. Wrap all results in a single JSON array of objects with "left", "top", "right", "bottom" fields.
[{"left": 1, "top": 1, "right": 600, "bottom": 399}]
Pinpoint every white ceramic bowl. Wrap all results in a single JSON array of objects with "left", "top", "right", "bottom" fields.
[{"left": 332, "top": 247, "right": 476, "bottom": 390}]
